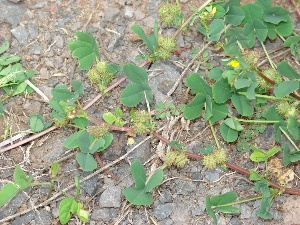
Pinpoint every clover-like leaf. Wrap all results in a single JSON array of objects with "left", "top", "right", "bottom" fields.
[
  {"left": 71, "top": 80, "right": 84, "bottom": 96},
  {"left": 274, "top": 80, "right": 299, "bottom": 98},
  {"left": 97, "top": 133, "right": 113, "bottom": 152},
  {"left": 224, "top": 118, "right": 243, "bottom": 131},
  {"left": 204, "top": 95, "right": 213, "bottom": 121},
  {"left": 103, "top": 112, "right": 116, "bottom": 124},
  {"left": 186, "top": 72, "right": 212, "bottom": 96},
  {"left": 249, "top": 169, "right": 263, "bottom": 181},
  {"left": 63, "top": 130, "right": 85, "bottom": 149},
  {"left": 0, "top": 182, "right": 20, "bottom": 207},
  {"left": 131, "top": 24, "right": 155, "bottom": 53},
  {"left": 68, "top": 31, "right": 99, "bottom": 70},
  {"left": 207, "top": 19, "right": 224, "bottom": 42},
  {"left": 0, "top": 41, "right": 9, "bottom": 55},
  {"left": 144, "top": 169, "right": 164, "bottom": 193},
  {"left": 250, "top": 145, "right": 266, "bottom": 162},
  {"left": 183, "top": 94, "right": 206, "bottom": 120},
  {"left": 123, "top": 63, "right": 149, "bottom": 84},
  {"left": 76, "top": 153, "right": 97, "bottom": 171},
  {"left": 266, "top": 147, "right": 280, "bottom": 159},
  {"left": 130, "top": 159, "right": 146, "bottom": 190},
  {"left": 225, "top": 6, "right": 245, "bottom": 26},
  {"left": 264, "top": 6, "right": 288, "bottom": 24},
  {"left": 51, "top": 85, "right": 75, "bottom": 101},
  {"left": 29, "top": 114, "right": 46, "bottom": 133},
  {"left": 220, "top": 122, "right": 238, "bottom": 142},
  {"left": 277, "top": 60, "right": 300, "bottom": 79},
  {"left": 287, "top": 117, "right": 300, "bottom": 140},
  {"left": 210, "top": 102, "right": 228, "bottom": 124},
  {"left": 212, "top": 78, "right": 231, "bottom": 104},
  {"left": 59, "top": 198, "right": 79, "bottom": 224},
  {"left": 122, "top": 187, "right": 153, "bottom": 205},
  {"left": 13, "top": 166, "right": 32, "bottom": 189},
  {"left": 231, "top": 93, "right": 254, "bottom": 116},
  {"left": 205, "top": 196, "right": 218, "bottom": 225},
  {"left": 121, "top": 83, "right": 146, "bottom": 107},
  {"left": 210, "top": 191, "right": 238, "bottom": 206}
]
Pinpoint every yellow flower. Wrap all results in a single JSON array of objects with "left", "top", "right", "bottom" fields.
[
  {"left": 127, "top": 137, "right": 135, "bottom": 145},
  {"left": 227, "top": 59, "right": 240, "bottom": 68},
  {"left": 210, "top": 7, "right": 216, "bottom": 16}
]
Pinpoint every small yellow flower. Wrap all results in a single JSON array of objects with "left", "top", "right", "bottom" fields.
[
  {"left": 127, "top": 137, "right": 135, "bottom": 145},
  {"left": 227, "top": 59, "right": 240, "bottom": 68},
  {"left": 210, "top": 7, "right": 216, "bottom": 17}
]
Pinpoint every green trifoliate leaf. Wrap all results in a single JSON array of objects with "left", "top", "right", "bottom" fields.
[{"left": 68, "top": 31, "right": 99, "bottom": 70}]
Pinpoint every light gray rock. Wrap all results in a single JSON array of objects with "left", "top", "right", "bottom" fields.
[
  {"left": 128, "top": 136, "right": 152, "bottom": 162},
  {"left": 104, "top": 7, "right": 120, "bottom": 22},
  {"left": 54, "top": 35, "right": 64, "bottom": 48},
  {"left": 159, "top": 190, "right": 172, "bottom": 203},
  {"left": 170, "top": 197, "right": 192, "bottom": 225},
  {"left": 30, "top": 1, "right": 47, "bottom": 8},
  {"left": 0, "top": 0, "right": 26, "bottom": 27},
  {"left": 191, "top": 198, "right": 206, "bottom": 216},
  {"left": 149, "top": 61, "right": 181, "bottom": 104},
  {"left": 174, "top": 179, "right": 196, "bottom": 196},
  {"left": 91, "top": 208, "right": 118, "bottom": 222},
  {"left": 204, "top": 167, "right": 223, "bottom": 183},
  {"left": 11, "top": 24, "right": 29, "bottom": 44},
  {"left": 240, "top": 205, "right": 251, "bottom": 219},
  {"left": 7, "top": 0, "right": 23, "bottom": 3},
  {"left": 80, "top": 172, "right": 99, "bottom": 196},
  {"left": 134, "top": 10, "right": 146, "bottom": 21},
  {"left": 152, "top": 203, "right": 173, "bottom": 220},
  {"left": 28, "top": 24, "right": 39, "bottom": 40},
  {"left": 124, "top": 6, "right": 134, "bottom": 19},
  {"left": 31, "top": 44, "right": 43, "bottom": 55},
  {"left": 23, "top": 100, "right": 41, "bottom": 115},
  {"left": 11, "top": 212, "right": 35, "bottom": 225},
  {"left": 43, "top": 139, "right": 65, "bottom": 163},
  {"left": 99, "top": 186, "right": 122, "bottom": 208}
]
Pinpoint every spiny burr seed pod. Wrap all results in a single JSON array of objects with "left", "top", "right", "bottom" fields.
[
  {"left": 158, "top": 3, "right": 181, "bottom": 26},
  {"left": 214, "top": 149, "right": 227, "bottom": 164},
  {"left": 243, "top": 49, "right": 259, "bottom": 67},
  {"left": 87, "top": 124, "right": 110, "bottom": 138}
]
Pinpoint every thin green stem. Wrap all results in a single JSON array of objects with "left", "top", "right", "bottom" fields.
[
  {"left": 231, "top": 117, "right": 280, "bottom": 124},
  {"left": 260, "top": 41, "right": 276, "bottom": 69},
  {"left": 211, "top": 195, "right": 263, "bottom": 209},
  {"left": 277, "top": 32, "right": 286, "bottom": 42},
  {"left": 279, "top": 127, "right": 300, "bottom": 151},
  {"left": 238, "top": 92, "right": 290, "bottom": 101},
  {"left": 209, "top": 120, "right": 220, "bottom": 149}
]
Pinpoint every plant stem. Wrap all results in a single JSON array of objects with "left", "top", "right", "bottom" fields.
[
  {"left": 260, "top": 41, "right": 276, "bottom": 69},
  {"left": 173, "top": 0, "right": 213, "bottom": 37},
  {"left": 209, "top": 120, "right": 220, "bottom": 149},
  {"left": 232, "top": 117, "right": 280, "bottom": 124},
  {"left": 238, "top": 92, "right": 289, "bottom": 101},
  {"left": 279, "top": 126, "right": 300, "bottom": 151},
  {"left": 211, "top": 195, "right": 263, "bottom": 209},
  {"left": 277, "top": 32, "right": 286, "bottom": 42}
]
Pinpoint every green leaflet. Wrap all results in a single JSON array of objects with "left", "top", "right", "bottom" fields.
[{"left": 68, "top": 31, "right": 99, "bottom": 70}]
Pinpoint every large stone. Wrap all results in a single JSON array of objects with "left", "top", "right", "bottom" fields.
[
  {"left": 80, "top": 172, "right": 99, "bottom": 196},
  {"left": 99, "top": 186, "right": 122, "bottom": 208},
  {"left": 149, "top": 61, "right": 181, "bottom": 104},
  {"left": 0, "top": 0, "right": 26, "bottom": 27},
  {"left": 10, "top": 24, "right": 29, "bottom": 44},
  {"left": 152, "top": 203, "right": 174, "bottom": 220}
]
